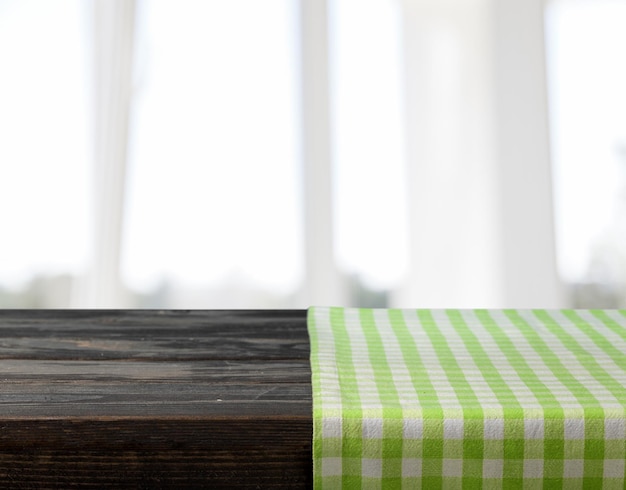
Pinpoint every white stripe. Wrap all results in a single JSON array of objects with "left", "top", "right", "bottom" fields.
[
  {"left": 488, "top": 310, "right": 582, "bottom": 409},
  {"left": 549, "top": 310, "right": 626, "bottom": 385},
  {"left": 342, "top": 308, "right": 382, "bottom": 408},
  {"left": 517, "top": 310, "right": 622, "bottom": 406},
  {"left": 314, "top": 307, "right": 343, "bottom": 407},
  {"left": 462, "top": 309, "right": 542, "bottom": 408},
  {"left": 372, "top": 308, "right": 420, "bottom": 408},
  {"left": 430, "top": 310, "right": 501, "bottom": 407},
  {"left": 577, "top": 310, "right": 626, "bottom": 356},
  {"left": 402, "top": 309, "right": 459, "bottom": 409}
]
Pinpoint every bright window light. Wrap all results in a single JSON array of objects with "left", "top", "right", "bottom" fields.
[
  {"left": 123, "top": 0, "right": 303, "bottom": 303},
  {"left": 546, "top": 0, "right": 626, "bottom": 304},
  {"left": 0, "top": 0, "right": 90, "bottom": 291}
]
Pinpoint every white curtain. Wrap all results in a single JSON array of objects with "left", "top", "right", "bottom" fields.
[
  {"left": 1, "top": 0, "right": 564, "bottom": 308},
  {"left": 77, "top": 0, "right": 136, "bottom": 307},
  {"left": 80, "top": 0, "right": 563, "bottom": 308}
]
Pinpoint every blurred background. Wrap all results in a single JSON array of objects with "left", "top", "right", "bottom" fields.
[{"left": 0, "top": 0, "right": 625, "bottom": 309}]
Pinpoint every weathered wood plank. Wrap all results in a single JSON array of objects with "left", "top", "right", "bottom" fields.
[
  {"left": 0, "top": 359, "right": 311, "bottom": 382},
  {"left": 0, "top": 310, "right": 309, "bottom": 361},
  {"left": 0, "top": 387, "right": 311, "bottom": 418},
  {"left": 0, "top": 310, "right": 313, "bottom": 488},
  {"left": 0, "top": 418, "right": 312, "bottom": 488}
]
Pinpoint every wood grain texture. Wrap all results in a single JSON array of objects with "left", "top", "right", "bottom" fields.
[{"left": 0, "top": 310, "right": 312, "bottom": 489}]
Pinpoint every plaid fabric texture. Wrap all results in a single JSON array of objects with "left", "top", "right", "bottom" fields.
[{"left": 308, "top": 307, "right": 626, "bottom": 489}]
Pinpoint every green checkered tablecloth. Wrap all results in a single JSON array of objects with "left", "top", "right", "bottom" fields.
[{"left": 307, "top": 307, "right": 626, "bottom": 488}]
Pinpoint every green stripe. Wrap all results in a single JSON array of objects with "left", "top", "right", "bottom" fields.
[
  {"left": 417, "top": 310, "right": 482, "bottom": 408},
  {"left": 388, "top": 309, "right": 441, "bottom": 410},
  {"left": 329, "top": 306, "right": 361, "bottom": 410},
  {"left": 447, "top": 310, "right": 521, "bottom": 408},
  {"left": 447, "top": 310, "right": 524, "bottom": 476},
  {"left": 563, "top": 310, "right": 626, "bottom": 372},
  {"left": 327, "top": 307, "right": 363, "bottom": 486},
  {"left": 386, "top": 309, "right": 436, "bottom": 477},
  {"left": 359, "top": 309, "right": 404, "bottom": 481},
  {"left": 475, "top": 309, "right": 563, "bottom": 409},
  {"left": 475, "top": 309, "right": 565, "bottom": 476},
  {"left": 417, "top": 309, "right": 467, "bottom": 484},
  {"left": 595, "top": 310, "right": 626, "bottom": 344},
  {"left": 536, "top": 310, "right": 626, "bottom": 404},
  {"left": 360, "top": 308, "right": 402, "bottom": 407},
  {"left": 505, "top": 310, "right": 601, "bottom": 409},
  {"left": 307, "top": 308, "right": 324, "bottom": 490}
]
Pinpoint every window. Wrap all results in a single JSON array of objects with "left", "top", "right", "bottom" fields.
[
  {"left": 124, "top": 0, "right": 303, "bottom": 307},
  {"left": 6, "top": 0, "right": 612, "bottom": 309},
  {"left": 546, "top": 0, "right": 626, "bottom": 306},
  {"left": 0, "top": 0, "right": 90, "bottom": 307}
]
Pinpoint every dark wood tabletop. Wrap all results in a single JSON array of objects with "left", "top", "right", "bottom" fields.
[{"left": 0, "top": 310, "right": 312, "bottom": 489}]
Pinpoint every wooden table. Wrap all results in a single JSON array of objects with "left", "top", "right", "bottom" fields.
[{"left": 0, "top": 310, "right": 312, "bottom": 489}]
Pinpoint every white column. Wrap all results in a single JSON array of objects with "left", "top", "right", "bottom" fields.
[
  {"left": 492, "top": 0, "right": 562, "bottom": 307},
  {"left": 397, "top": 0, "right": 562, "bottom": 308},
  {"left": 75, "top": 0, "right": 136, "bottom": 308},
  {"left": 299, "top": 0, "right": 346, "bottom": 306}
]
